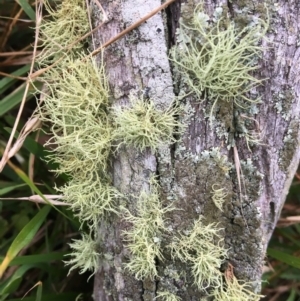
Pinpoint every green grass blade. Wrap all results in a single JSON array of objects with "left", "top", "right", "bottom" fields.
[
  {"left": 16, "top": 0, "right": 36, "bottom": 21},
  {"left": 0, "top": 206, "right": 51, "bottom": 277},
  {"left": 0, "top": 81, "right": 42, "bottom": 117},
  {"left": 0, "top": 65, "right": 30, "bottom": 94},
  {"left": 0, "top": 252, "right": 66, "bottom": 265},
  {"left": 35, "top": 282, "right": 42, "bottom": 301},
  {"left": 7, "top": 205, "right": 51, "bottom": 258},
  {"left": 6, "top": 293, "right": 79, "bottom": 301},
  {"left": 8, "top": 162, "right": 68, "bottom": 218},
  {"left": 287, "top": 289, "right": 296, "bottom": 301},
  {"left": 0, "top": 264, "right": 37, "bottom": 295},
  {"left": 0, "top": 184, "right": 27, "bottom": 196},
  {"left": 268, "top": 248, "right": 300, "bottom": 269}
]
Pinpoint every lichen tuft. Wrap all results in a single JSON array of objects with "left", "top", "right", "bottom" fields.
[
  {"left": 211, "top": 184, "right": 227, "bottom": 211},
  {"left": 211, "top": 264, "right": 264, "bottom": 300},
  {"left": 112, "top": 93, "right": 184, "bottom": 151},
  {"left": 122, "top": 178, "right": 174, "bottom": 280},
  {"left": 38, "top": 0, "right": 89, "bottom": 63},
  {"left": 169, "top": 216, "right": 227, "bottom": 290},
  {"left": 156, "top": 291, "right": 181, "bottom": 301},
  {"left": 64, "top": 233, "right": 101, "bottom": 277},
  {"left": 171, "top": 5, "right": 267, "bottom": 119}
]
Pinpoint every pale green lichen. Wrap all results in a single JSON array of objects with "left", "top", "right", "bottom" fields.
[
  {"left": 57, "top": 172, "right": 119, "bottom": 230},
  {"left": 169, "top": 217, "right": 227, "bottom": 291},
  {"left": 211, "top": 266, "right": 264, "bottom": 301},
  {"left": 171, "top": 5, "right": 267, "bottom": 120},
  {"left": 122, "top": 178, "right": 174, "bottom": 280},
  {"left": 64, "top": 233, "right": 101, "bottom": 277},
  {"left": 40, "top": 55, "right": 112, "bottom": 176},
  {"left": 112, "top": 94, "right": 184, "bottom": 151},
  {"left": 38, "top": 1, "right": 268, "bottom": 297},
  {"left": 211, "top": 184, "right": 227, "bottom": 211},
  {"left": 37, "top": 0, "right": 115, "bottom": 275},
  {"left": 155, "top": 291, "right": 181, "bottom": 301},
  {"left": 38, "top": 0, "right": 89, "bottom": 63},
  {"left": 38, "top": 55, "right": 117, "bottom": 232}
]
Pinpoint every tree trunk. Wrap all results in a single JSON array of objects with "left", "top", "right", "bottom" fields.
[{"left": 92, "top": 0, "right": 300, "bottom": 300}]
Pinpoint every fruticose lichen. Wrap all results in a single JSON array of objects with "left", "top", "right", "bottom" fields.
[
  {"left": 169, "top": 217, "right": 227, "bottom": 291},
  {"left": 37, "top": 0, "right": 267, "bottom": 299},
  {"left": 211, "top": 264, "right": 263, "bottom": 301},
  {"left": 38, "top": 0, "right": 89, "bottom": 63},
  {"left": 37, "top": 0, "right": 116, "bottom": 274},
  {"left": 156, "top": 291, "right": 181, "bottom": 301},
  {"left": 211, "top": 184, "right": 227, "bottom": 211},
  {"left": 112, "top": 93, "right": 184, "bottom": 151},
  {"left": 122, "top": 178, "right": 174, "bottom": 280},
  {"left": 64, "top": 233, "right": 101, "bottom": 277},
  {"left": 171, "top": 4, "right": 267, "bottom": 120}
]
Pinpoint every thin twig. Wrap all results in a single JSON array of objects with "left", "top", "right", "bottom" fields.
[{"left": 87, "top": 0, "right": 178, "bottom": 59}]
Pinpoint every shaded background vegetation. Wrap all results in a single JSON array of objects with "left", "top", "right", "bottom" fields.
[{"left": 0, "top": 1, "right": 299, "bottom": 300}]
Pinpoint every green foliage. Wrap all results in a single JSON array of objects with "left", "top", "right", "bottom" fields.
[
  {"left": 171, "top": 6, "right": 267, "bottom": 116},
  {"left": 112, "top": 94, "right": 184, "bottom": 151},
  {"left": 267, "top": 248, "right": 300, "bottom": 269},
  {"left": 122, "top": 178, "right": 174, "bottom": 280},
  {"left": 169, "top": 217, "right": 227, "bottom": 290}
]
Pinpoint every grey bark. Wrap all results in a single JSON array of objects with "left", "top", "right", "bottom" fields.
[{"left": 92, "top": 0, "right": 300, "bottom": 300}]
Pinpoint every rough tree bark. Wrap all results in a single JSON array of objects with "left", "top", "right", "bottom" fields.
[{"left": 92, "top": 0, "right": 300, "bottom": 300}]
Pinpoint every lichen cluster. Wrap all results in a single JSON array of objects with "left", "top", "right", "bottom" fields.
[
  {"left": 113, "top": 94, "right": 184, "bottom": 151},
  {"left": 122, "top": 178, "right": 174, "bottom": 280},
  {"left": 156, "top": 291, "right": 181, "bottom": 301},
  {"left": 171, "top": 4, "right": 267, "bottom": 121},
  {"left": 38, "top": 0, "right": 89, "bottom": 64},
  {"left": 38, "top": 0, "right": 114, "bottom": 275},
  {"left": 38, "top": 0, "right": 182, "bottom": 279},
  {"left": 211, "top": 264, "right": 263, "bottom": 301},
  {"left": 169, "top": 217, "right": 226, "bottom": 290},
  {"left": 211, "top": 184, "right": 227, "bottom": 211},
  {"left": 38, "top": 0, "right": 266, "bottom": 299}
]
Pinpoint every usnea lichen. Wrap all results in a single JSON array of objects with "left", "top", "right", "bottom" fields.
[
  {"left": 171, "top": 4, "right": 267, "bottom": 118},
  {"left": 211, "top": 184, "right": 227, "bottom": 211},
  {"left": 211, "top": 265, "right": 263, "bottom": 301},
  {"left": 40, "top": 55, "right": 112, "bottom": 176},
  {"left": 112, "top": 94, "right": 184, "bottom": 151},
  {"left": 38, "top": 54, "right": 118, "bottom": 232},
  {"left": 65, "top": 233, "right": 101, "bottom": 277},
  {"left": 37, "top": 0, "right": 115, "bottom": 274},
  {"left": 38, "top": 0, "right": 267, "bottom": 298},
  {"left": 39, "top": 0, "right": 89, "bottom": 63},
  {"left": 169, "top": 217, "right": 227, "bottom": 290},
  {"left": 155, "top": 291, "right": 181, "bottom": 301},
  {"left": 122, "top": 178, "right": 174, "bottom": 280}
]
